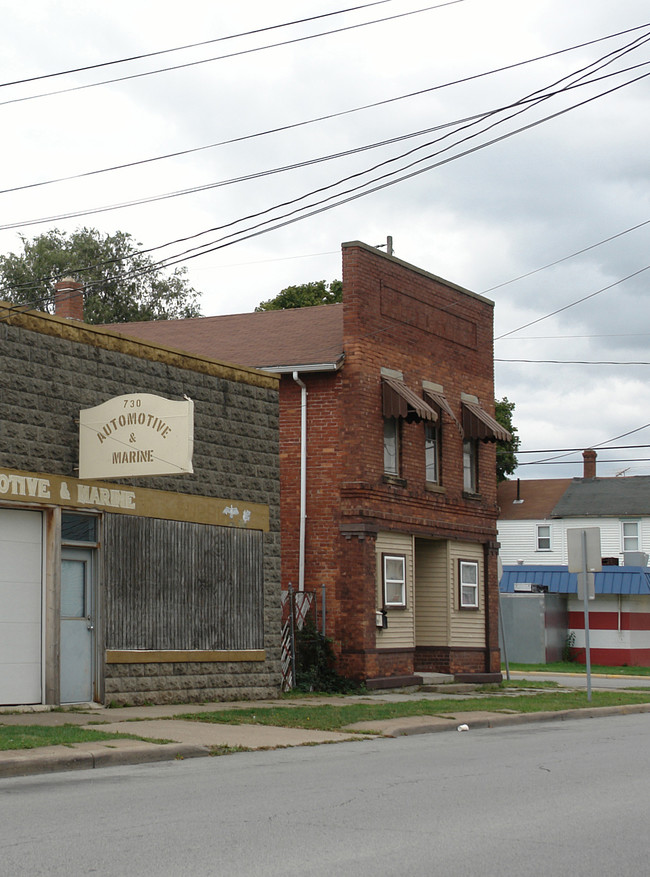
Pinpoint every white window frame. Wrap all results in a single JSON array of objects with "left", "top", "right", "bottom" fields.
[
  {"left": 536, "top": 524, "right": 551, "bottom": 551},
  {"left": 459, "top": 560, "right": 479, "bottom": 609},
  {"left": 384, "top": 417, "right": 400, "bottom": 475},
  {"left": 424, "top": 422, "right": 440, "bottom": 484},
  {"left": 463, "top": 439, "right": 477, "bottom": 494},
  {"left": 383, "top": 554, "right": 407, "bottom": 607},
  {"left": 622, "top": 520, "right": 640, "bottom": 552}
]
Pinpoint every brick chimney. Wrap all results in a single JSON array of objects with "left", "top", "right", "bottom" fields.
[
  {"left": 583, "top": 448, "right": 597, "bottom": 479},
  {"left": 54, "top": 277, "right": 84, "bottom": 321}
]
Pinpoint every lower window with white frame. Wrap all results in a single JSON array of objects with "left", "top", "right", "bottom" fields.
[
  {"left": 383, "top": 554, "right": 406, "bottom": 607},
  {"left": 459, "top": 559, "right": 479, "bottom": 609}
]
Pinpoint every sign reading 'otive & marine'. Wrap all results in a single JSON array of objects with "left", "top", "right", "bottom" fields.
[{"left": 79, "top": 393, "right": 194, "bottom": 480}]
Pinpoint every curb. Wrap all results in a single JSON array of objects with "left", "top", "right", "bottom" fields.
[
  {"left": 2, "top": 703, "right": 650, "bottom": 778},
  {"left": 0, "top": 743, "right": 209, "bottom": 779},
  {"left": 387, "top": 702, "right": 650, "bottom": 736}
]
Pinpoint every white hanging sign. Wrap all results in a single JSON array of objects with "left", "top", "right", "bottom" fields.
[{"left": 79, "top": 393, "right": 194, "bottom": 480}]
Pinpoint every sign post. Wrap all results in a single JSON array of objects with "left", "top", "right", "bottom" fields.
[{"left": 567, "top": 527, "right": 601, "bottom": 702}]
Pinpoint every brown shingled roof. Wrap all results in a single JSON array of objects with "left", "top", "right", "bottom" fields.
[
  {"left": 103, "top": 304, "right": 344, "bottom": 370},
  {"left": 497, "top": 479, "right": 572, "bottom": 520}
]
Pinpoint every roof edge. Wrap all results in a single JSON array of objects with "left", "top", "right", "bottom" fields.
[
  {"left": 0, "top": 301, "right": 279, "bottom": 390},
  {"left": 341, "top": 240, "right": 494, "bottom": 306}
]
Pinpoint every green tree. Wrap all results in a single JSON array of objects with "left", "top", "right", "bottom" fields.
[
  {"left": 494, "top": 397, "right": 520, "bottom": 482},
  {"left": 0, "top": 227, "right": 201, "bottom": 324},
  {"left": 255, "top": 279, "right": 342, "bottom": 311}
]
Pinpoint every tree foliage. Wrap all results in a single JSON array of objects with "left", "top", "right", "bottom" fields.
[
  {"left": 255, "top": 279, "right": 342, "bottom": 311},
  {"left": 494, "top": 397, "right": 520, "bottom": 482},
  {"left": 0, "top": 227, "right": 201, "bottom": 324}
]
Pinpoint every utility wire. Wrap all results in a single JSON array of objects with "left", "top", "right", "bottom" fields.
[
  {"left": 3, "top": 20, "right": 648, "bottom": 196},
  {"left": 9, "top": 60, "right": 650, "bottom": 232},
  {"left": 483, "top": 218, "right": 650, "bottom": 293},
  {"left": 494, "top": 263, "right": 650, "bottom": 340},
  {"left": 0, "top": 2, "right": 463, "bottom": 108},
  {"left": 496, "top": 358, "right": 650, "bottom": 365},
  {"left": 3, "top": 34, "right": 649, "bottom": 304},
  {"left": 0, "top": 1, "right": 395, "bottom": 89}
]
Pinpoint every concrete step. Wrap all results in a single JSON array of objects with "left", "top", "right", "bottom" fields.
[{"left": 417, "top": 673, "right": 455, "bottom": 685}]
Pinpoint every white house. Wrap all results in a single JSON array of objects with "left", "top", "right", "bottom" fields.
[{"left": 497, "top": 450, "right": 650, "bottom": 666}]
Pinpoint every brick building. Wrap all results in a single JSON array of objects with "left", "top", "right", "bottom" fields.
[
  {"left": 0, "top": 287, "right": 281, "bottom": 707},
  {"left": 110, "top": 241, "right": 508, "bottom": 686}
]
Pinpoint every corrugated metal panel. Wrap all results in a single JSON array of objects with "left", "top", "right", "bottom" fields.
[
  {"left": 104, "top": 515, "right": 264, "bottom": 650},
  {"left": 500, "top": 565, "right": 650, "bottom": 596}
]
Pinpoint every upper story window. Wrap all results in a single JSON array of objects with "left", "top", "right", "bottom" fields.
[
  {"left": 383, "top": 554, "right": 407, "bottom": 607},
  {"left": 536, "top": 524, "right": 551, "bottom": 551},
  {"left": 384, "top": 418, "right": 400, "bottom": 475},
  {"left": 622, "top": 521, "right": 640, "bottom": 552},
  {"left": 463, "top": 439, "right": 478, "bottom": 494},
  {"left": 424, "top": 422, "right": 440, "bottom": 484}
]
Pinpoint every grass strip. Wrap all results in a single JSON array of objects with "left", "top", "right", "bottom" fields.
[
  {"left": 505, "top": 662, "right": 650, "bottom": 676},
  {"left": 0, "top": 723, "right": 157, "bottom": 751},
  {"left": 176, "top": 690, "right": 650, "bottom": 733}
]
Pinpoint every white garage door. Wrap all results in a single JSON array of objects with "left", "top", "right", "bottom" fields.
[{"left": 0, "top": 509, "right": 43, "bottom": 705}]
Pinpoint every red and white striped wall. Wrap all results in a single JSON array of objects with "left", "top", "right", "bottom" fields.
[{"left": 568, "top": 596, "right": 650, "bottom": 666}]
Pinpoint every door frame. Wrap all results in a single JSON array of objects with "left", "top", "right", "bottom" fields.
[{"left": 60, "top": 546, "right": 97, "bottom": 703}]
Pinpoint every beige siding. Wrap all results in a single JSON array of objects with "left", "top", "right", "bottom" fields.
[
  {"left": 449, "top": 541, "right": 486, "bottom": 647},
  {"left": 414, "top": 539, "right": 450, "bottom": 646},
  {"left": 375, "top": 532, "right": 415, "bottom": 649}
]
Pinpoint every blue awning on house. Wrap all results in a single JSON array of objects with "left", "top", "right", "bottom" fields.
[{"left": 500, "top": 565, "right": 650, "bottom": 596}]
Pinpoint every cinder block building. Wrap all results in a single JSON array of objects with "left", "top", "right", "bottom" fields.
[
  {"left": 0, "top": 290, "right": 281, "bottom": 707},
  {"left": 111, "top": 241, "right": 508, "bottom": 686}
]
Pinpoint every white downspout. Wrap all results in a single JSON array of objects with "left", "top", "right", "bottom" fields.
[{"left": 293, "top": 372, "right": 307, "bottom": 592}]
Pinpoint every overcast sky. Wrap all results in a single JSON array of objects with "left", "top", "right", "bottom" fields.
[{"left": 2, "top": 0, "right": 649, "bottom": 480}]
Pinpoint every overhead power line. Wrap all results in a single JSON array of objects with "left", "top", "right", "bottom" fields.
[
  {"left": 3, "top": 20, "right": 648, "bottom": 197},
  {"left": 517, "top": 458, "right": 650, "bottom": 466},
  {"left": 3, "top": 27, "right": 649, "bottom": 306},
  {"left": 496, "top": 357, "right": 650, "bottom": 365},
  {"left": 517, "top": 444, "right": 650, "bottom": 454},
  {"left": 494, "top": 264, "right": 650, "bottom": 341},
  {"left": 0, "top": 1, "right": 395, "bottom": 89},
  {"left": 9, "top": 60, "right": 650, "bottom": 233},
  {"left": 0, "top": 2, "right": 464, "bottom": 108}
]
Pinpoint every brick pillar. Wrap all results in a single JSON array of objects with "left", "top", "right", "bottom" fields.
[
  {"left": 582, "top": 448, "right": 597, "bottom": 479},
  {"left": 54, "top": 277, "right": 84, "bottom": 321}
]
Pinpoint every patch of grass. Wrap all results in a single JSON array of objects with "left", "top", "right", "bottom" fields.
[
  {"left": 506, "top": 662, "right": 650, "bottom": 676},
  {"left": 0, "top": 723, "right": 154, "bottom": 751},
  {"left": 477, "top": 680, "right": 561, "bottom": 692},
  {"left": 175, "top": 690, "right": 650, "bottom": 732},
  {"left": 209, "top": 744, "right": 252, "bottom": 757}
]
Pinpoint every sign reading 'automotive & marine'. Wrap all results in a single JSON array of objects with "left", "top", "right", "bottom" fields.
[{"left": 79, "top": 393, "right": 194, "bottom": 480}]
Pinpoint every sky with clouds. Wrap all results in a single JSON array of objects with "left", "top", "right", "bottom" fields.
[{"left": 2, "top": 0, "right": 649, "bottom": 480}]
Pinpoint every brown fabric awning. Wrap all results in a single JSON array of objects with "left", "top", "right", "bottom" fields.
[
  {"left": 462, "top": 401, "right": 511, "bottom": 442},
  {"left": 423, "top": 388, "right": 463, "bottom": 435},
  {"left": 382, "top": 378, "right": 437, "bottom": 423}
]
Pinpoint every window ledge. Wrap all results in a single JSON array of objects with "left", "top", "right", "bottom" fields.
[
  {"left": 382, "top": 473, "right": 407, "bottom": 488},
  {"left": 462, "top": 491, "right": 482, "bottom": 501},
  {"left": 425, "top": 482, "right": 445, "bottom": 495}
]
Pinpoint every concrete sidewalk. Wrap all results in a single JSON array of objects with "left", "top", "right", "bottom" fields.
[{"left": 2, "top": 687, "right": 650, "bottom": 779}]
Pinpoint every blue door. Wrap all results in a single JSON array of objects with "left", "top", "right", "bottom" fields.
[{"left": 60, "top": 549, "right": 95, "bottom": 703}]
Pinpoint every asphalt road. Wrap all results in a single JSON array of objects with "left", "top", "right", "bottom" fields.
[{"left": 1, "top": 712, "right": 649, "bottom": 877}]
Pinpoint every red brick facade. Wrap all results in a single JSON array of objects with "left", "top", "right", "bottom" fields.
[
  {"left": 108, "top": 240, "right": 505, "bottom": 686},
  {"left": 279, "top": 242, "right": 503, "bottom": 684}
]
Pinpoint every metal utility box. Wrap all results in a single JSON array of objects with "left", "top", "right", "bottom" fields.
[{"left": 499, "top": 593, "right": 568, "bottom": 664}]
